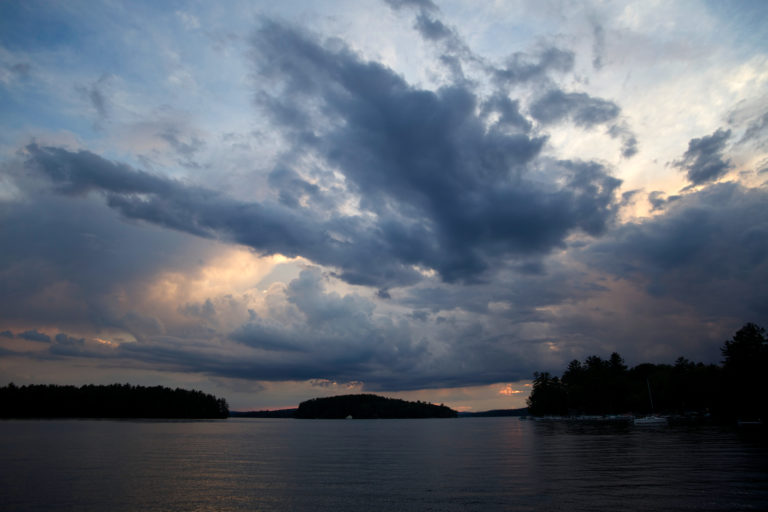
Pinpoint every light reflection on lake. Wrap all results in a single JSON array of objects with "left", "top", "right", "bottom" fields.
[{"left": 0, "top": 418, "right": 766, "bottom": 511}]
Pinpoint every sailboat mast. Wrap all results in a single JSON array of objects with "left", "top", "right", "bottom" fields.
[{"left": 646, "top": 378, "right": 655, "bottom": 411}]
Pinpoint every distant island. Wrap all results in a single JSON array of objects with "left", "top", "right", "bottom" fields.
[
  {"left": 294, "top": 394, "right": 458, "bottom": 419},
  {"left": 0, "top": 383, "right": 229, "bottom": 419}
]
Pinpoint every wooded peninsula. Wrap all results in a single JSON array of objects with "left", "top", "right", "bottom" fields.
[
  {"left": 0, "top": 383, "right": 229, "bottom": 419},
  {"left": 526, "top": 323, "right": 767, "bottom": 421}
]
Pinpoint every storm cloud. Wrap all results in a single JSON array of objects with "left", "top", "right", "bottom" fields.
[
  {"left": 673, "top": 128, "right": 733, "bottom": 185},
  {"left": 585, "top": 183, "right": 768, "bottom": 322},
  {"left": 21, "top": 21, "right": 625, "bottom": 290},
  {"left": 250, "top": 20, "right": 622, "bottom": 283}
]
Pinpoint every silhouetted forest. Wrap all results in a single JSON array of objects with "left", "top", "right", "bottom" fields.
[
  {"left": 0, "top": 383, "right": 229, "bottom": 419},
  {"left": 527, "top": 323, "right": 767, "bottom": 421},
  {"left": 295, "top": 394, "right": 457, "bottom": 419}
]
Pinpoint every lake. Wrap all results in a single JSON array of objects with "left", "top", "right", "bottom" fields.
[{"left": 1, "top": 418, "right": 766, "bottom": 511}]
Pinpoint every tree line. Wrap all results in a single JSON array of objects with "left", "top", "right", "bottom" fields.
[
  {"left": 0, "top": 383, "right": 229, "bottom": 419},
  {"left": 527, "top": 323, "right": 767, "bottom": 421}
]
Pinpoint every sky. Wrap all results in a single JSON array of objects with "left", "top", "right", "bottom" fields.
[{"left": 0, "top": 0, "right": 766, "bottom": 411}]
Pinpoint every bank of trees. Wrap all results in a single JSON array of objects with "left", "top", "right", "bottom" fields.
[
  {"left": 0, "top": 383, "right": 229, "bottom": 419},
  {"left": 527, "top": 323, "right": 766, "bottom": 420}
]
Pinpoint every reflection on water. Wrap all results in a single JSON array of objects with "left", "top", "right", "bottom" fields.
[{"left": 0, "top": 418, "right": 766, "bottom": 511}]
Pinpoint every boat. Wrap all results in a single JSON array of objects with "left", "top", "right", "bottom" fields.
[
  {"left": 633, "top": 415, "right": 668, "bottom": 425},
  {"left": 633, "top": 378, "right": 667, "bottom": 426}
]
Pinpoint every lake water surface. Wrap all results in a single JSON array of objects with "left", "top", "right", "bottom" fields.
[{"left": 1, "top": 418, "right": 766, "bottom": 511}]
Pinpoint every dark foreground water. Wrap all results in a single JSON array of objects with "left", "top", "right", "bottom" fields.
[{"left": 1, "top": 418, "right": 766, "bottom": 511}]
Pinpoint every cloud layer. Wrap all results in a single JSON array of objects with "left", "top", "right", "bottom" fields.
[
  {"left": 1, "top": 0, "right": 767, "bottom": 408},
  {"left": 23, "top": 15, "right": 626, "bottom": 290}
]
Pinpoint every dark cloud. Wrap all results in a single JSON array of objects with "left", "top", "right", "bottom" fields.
[
  {"left": 530, "top": 89, "right": 620, "bottom": 127},
  {"left": 4, "top": 177, "right": 762, "bottom": 390},
  {"left": 19, "top": 330, "right": 51, "bottom": 343},
  {"left": 54, "top": 333, "right": 84, "bottom": 345},
  {"left": 539, "top": 181, "right": 768, "bottom": 366},
  {"left": 45, "top": 336, "right": 114, "bottom": 359},
  {"left": 194, "top": 268, "right": 538, "bottom": 389},
  {"left": 493, "top": 48, "right": 574, "bottom": 86},
  {"left": 25, "top": 144, "right": 173, "bottom": 197},
  {"left": 393, "top": 4, "right": 625, "bottom": 164},
  {"left": 0, "top": 176, "right": 222, "bottom": 334},
  {"left": 621, "top": 136, "right": 638, "bottom": 158},
  {"left": 585, "top": 182, "right": 768, "bottom": 323},
  {"left": 620, "top": 189, "right": 641, "bottom": 208},
  {"left": 252, "top": 20, "right": 622, "bottom": 283},
  {"left": 480, "top": 94, "right": 532, "bottom": 132},
  {"left": 0, "top": 11, "right": 661, "bottom": 392},
  {"left": 21, "top": 145, "right": 375, "bottom": 280},
  {"left": 139, "top": 331, "right": 524, "bottom": 392},
  {"left": 49, "top": 333, "right": 87, "bottom": 356},
  {"left": 608, "top": 123, "right": 638, "bottom": 158},
  {"left": 18, "top": 21, "right": 623, "bottom": 290},
  {"left": 647, "top": 190, "right": 680, "bottom": 211},
  {"left": 229, "top": 323, "right": 309, "bottom": 353},
  {"left": 414, "top": 12, "right": 453, "bottom": 41},
  {"left": 383, "top": 0, "right": 438, "bottom": 13},
  {"left": 267, "top": 166, "right": 322, "bottom": 209},
  {"left": 394, "top": 3, "right": 573, "bottom": 89},
  {"left": 401, "top": 258, "right": 608, "bottom": 320},
  {"left": 111, "top": 268, "right": 445, "bottom": 389},
  {"left": 673, "top": 128, "right": 732, "bottom": 185},
  {"left": 411, "top": 10, "right": 481, "bottom": 82}
]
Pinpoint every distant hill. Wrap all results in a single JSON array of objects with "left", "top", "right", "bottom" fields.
[{"left": 295, "top": 394, "right": 457, "bottom": 419}]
